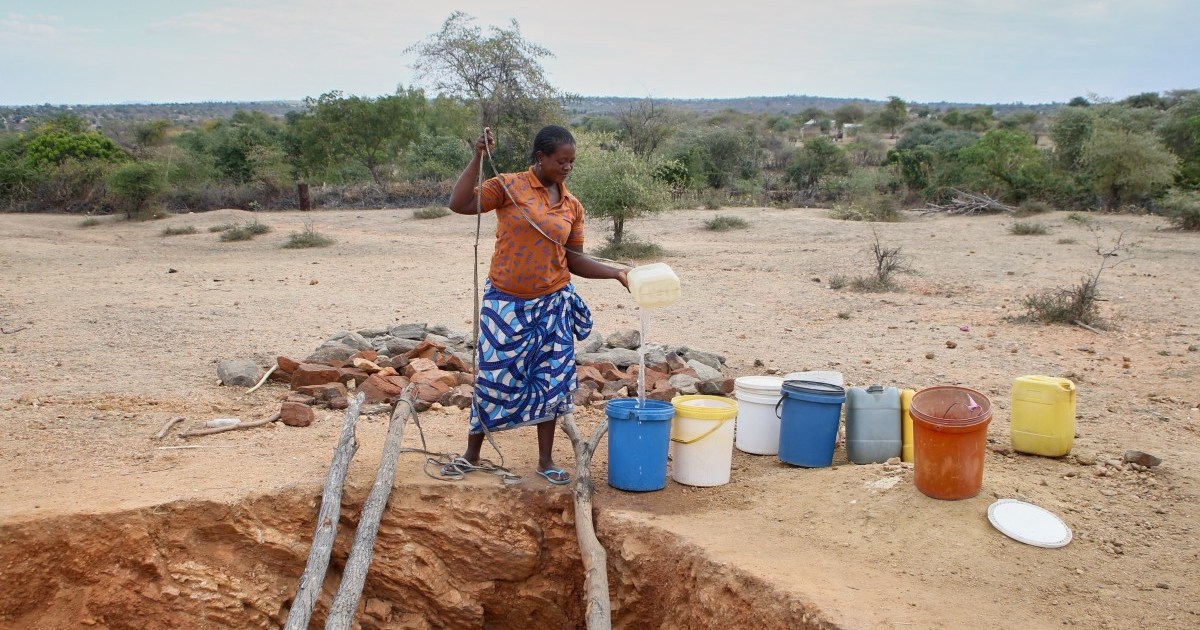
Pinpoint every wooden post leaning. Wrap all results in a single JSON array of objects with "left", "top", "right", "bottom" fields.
[
  {"left": 323, "top": 390, "right": 416, "bottom": 629},
  {"left": 283, "top": 392, "right": 365, "bottom": 630},
  {"left": 559, "top": 412, "right": 613, "bottom": 630}
]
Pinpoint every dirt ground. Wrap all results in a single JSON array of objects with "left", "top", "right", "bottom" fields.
[{"left": 1, "top": 205, "right": 1197, "bottom": 629}]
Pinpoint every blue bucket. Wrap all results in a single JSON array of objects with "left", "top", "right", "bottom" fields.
[
  {"left": 777, "top": 380, "right": 847, "bottom": 467},
  {"left": 606, "top": 398, "right": 676, "bottom": 491}
]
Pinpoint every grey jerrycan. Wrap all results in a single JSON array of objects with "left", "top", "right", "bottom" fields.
[{"left": 845, "top": 385, "right": 902, "bottom": 464}]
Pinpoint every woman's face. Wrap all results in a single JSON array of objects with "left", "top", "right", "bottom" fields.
[{"left": 537, "top": 142, "right": 576, "bottom": 184}]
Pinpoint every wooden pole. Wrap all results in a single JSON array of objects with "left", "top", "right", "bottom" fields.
[
  {"left": 558, "top": 412, "right": 612, "bottom": 630},
  {"left": 153, "top": 416, "right": 185, "bottom": 440},
  {"left": 324, "top": 392, "right": 415, "bottom": 629},
  {"left": 298, "top": 182, "right": 311, "bottom": 211},
  {"left": 284, "top": 393, "right": 364, "bottom": 630}
]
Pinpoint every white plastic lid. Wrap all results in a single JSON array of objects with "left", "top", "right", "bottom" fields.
[
  {"left": 735, "top": 375, "right": 784, "bottom": 396},
  {"left": 987, "top": 499, "right": 1073, "bottom": 548}
]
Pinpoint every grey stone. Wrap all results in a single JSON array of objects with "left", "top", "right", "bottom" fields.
[
  {"left": 426, "top": 324, "right": 454, "bottom": 337},
  {"left": 1123, "top": 450, "right": 1162, "bottom": 468},
  {"left": 644, "top": 347, "right": 668, "bottom": 366},
  {"left": 325, "top": 330, "right": 372, "bottom": 351},
  {"left": 665, "top": 351, "right": 689, "bottom": 371},
  {"left": 443, "top": 331, "right": 472, "bottom": 350},
  {"left": 575, "top": 352, "right": 610, "bottom": 366},
  {"left": 579, "top": 333, "right": 604, "bottom": 354},
  {"left": 385, "top": 337, "right": 421, "bottom": 355},
  {"left": 668, "top": 374, "right": 700, "bottom": 394},
  {"left": 687, "top": 359, "right": 723, "bottom": 381},
  {"left": 452, "top": 350, "right": 475, "bottom": 367},
  {"left": 370, "top": 335, "right": 394, "bottom": 353},
  {"left": 217, "top": 359, "right": 261, "bottom": 387},
  {"left": 607, "top": 329, "right": 641, "bottom": 350},
  {"left": 389, "top": 323, "right": 427, "bottom": 340},
  {"left": 682, "top": 347, "right": 725, "bottom": 370},
  {"left": 696, "top": 379, "right": 726, "bottom": 396},
  {"left": 356, "top": 326, "right": 390, "bottom": 339},
  {"left": 425, "top": 333, "right": 451, "bottom": 347},
  {"left": 608, "top": 348, "right": 641, "bottom": 368},
  {"left": 305, "top": 342, "right": 358, "bottom": 363}
]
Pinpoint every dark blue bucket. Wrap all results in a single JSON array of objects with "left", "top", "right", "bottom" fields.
[
  {"left": 606, "top": 398, "right": 676, "bottom": 491},
  {"left": 777, "top": 380, "right": 847, "bottom": 467}
]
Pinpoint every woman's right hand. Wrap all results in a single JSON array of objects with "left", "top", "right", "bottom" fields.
[{"left": 474, "top": 128, "right": 495, "bottom": 157}]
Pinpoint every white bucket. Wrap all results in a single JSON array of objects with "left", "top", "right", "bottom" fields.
[
  {"left": 784, "top": 371, "right": 844, "bottom": 387},
  {"left": 670, "top": 395, "right": 738, "bottom": 487},
  {"left": 734, "top": 376, "right": 785, "bottom": 455}
]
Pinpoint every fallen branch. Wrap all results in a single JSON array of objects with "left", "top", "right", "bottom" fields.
[
  {"left": 923, "top": 189, "right": 1015, "bottom": 216},
  {"left": 246, "top": 364, "right": 278, "bottom": 394},
  {"left": 559, "top": 412, "right": 612, "bottom": 630},
  {"left": 284, "top": 393, "right": 364, "bottom": 630},
  {"left": 154, "top": 445, "right": 242, "bottom": 450},
  {"left": 1072, "top": 320, "right": 1106, "bottom": 335},
  {"left": 178, "top": 412, "right": 282, "bottom": 438},
  {"left": 324, "top": 390, "right": 416, "bottom": 629},
  {"left": 153, "top": 416, "right": 185, "bottom": 440},
  {"left": 0, "top": 326, "right": 26, "bottom": 334}
]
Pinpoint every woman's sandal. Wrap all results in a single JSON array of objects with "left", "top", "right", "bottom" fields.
[{"left": 536, "top": 468, "right": 572, "bottom": 485}]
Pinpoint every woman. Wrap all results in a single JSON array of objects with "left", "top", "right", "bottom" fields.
[{"left": 448, "top": 125, "right": 628, "bottom": 484}]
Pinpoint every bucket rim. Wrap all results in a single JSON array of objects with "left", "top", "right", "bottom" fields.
[
  {"left": 782, "top": 379, "right": 846, "bottom": 397},
  {"left": 605, "top": 397, "right": 675, "bottom": 422},
  {"left": 910, "top": 385, "right": 992, "bottom": 427},
  {"left": 672, "top": 395, "right": 738, "bottom": 420},
  {"left": 735, "top": 375, "right": 785, "bottom": 395}
]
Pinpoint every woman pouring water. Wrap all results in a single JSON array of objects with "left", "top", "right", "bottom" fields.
[{"left": 447, "top": 125, "right": 628, "bottom": 485}]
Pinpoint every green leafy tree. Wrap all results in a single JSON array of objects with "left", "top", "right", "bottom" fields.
[
  {"left": 875, "top": 96, "right": 908, "bottom": 139},
  {"left": 1049, "top": 107, "right": 1095, "bottom": 170},
  {"left": 1067, "top": 96, "right": 1091, "bottom": 108},
  {"left": 294, "top": 88, "right": 426, "bottom": 185},
  {"left": 179, "top": 111, "right": 285, "bottom": 185},
  {"left": 1157, "top": 93, "right": 1200, "bottom": 188},
  {"left": 833, "top": 103, "right": 865, "bottom": 130},
  {"left": 1081, "top": 125, "right": 1178, "bottom": 209},
  {"left": 570, "top": 135, "right": 670, "bottom": 244},
  {"left": 107, "top": 161, "right": 167, "bottom": 219},
  {"left": 21, "top": 115, "right": 125, "bottom": 169},
  {"left": 786, "top": 136, "right": 851, "bottom": 191},
  {"left": 406, "top": 133, "right": 472, "bottom": 180},
  {"left": 408, "top": 11, "right": 565, "bottom": 172},
  {"left": 958, "top": 129, "right": 1049, "bottom": 203}
]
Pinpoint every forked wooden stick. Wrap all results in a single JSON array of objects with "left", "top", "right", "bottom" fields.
[{"left": 559, "top": 412, "right": 612, "bottom": 630}]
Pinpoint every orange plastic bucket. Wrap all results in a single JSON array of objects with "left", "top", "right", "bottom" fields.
[{"left": 909, "top": 386, "right": 992, "bottom": 500}]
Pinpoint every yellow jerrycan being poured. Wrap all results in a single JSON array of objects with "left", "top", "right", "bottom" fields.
[
  {"left": 1010, "top": 376, "right": 1076, "bottom": 457},
  {"left": 626, "top": 263, "right": 681, "bottom": 308}
]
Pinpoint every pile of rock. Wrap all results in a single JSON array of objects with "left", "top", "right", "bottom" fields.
[{"left": 218, "top": 323, "right": 735, "bottom": 420}]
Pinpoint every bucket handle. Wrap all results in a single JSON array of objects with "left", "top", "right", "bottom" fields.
[
  {"left": 775, "top": 397, "right": 784, "bottom": 419},
  {"left": 670, "top": 419, "right": 727, "bottom": 445}
]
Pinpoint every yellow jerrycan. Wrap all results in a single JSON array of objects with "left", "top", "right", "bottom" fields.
[
  {"left": 900, "top": 388, "right": 916, "bottom": 463},
  {"left": 1010, "top": 376, "right": 1076, "bottom": 457}
]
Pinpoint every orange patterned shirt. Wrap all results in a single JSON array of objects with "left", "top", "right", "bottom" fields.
[{"left": 477, "top": 167, "right": 586, "bottom": 299}]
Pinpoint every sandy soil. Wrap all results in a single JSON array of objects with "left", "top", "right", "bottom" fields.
[{"left": 0, "top": 206, "right": 1197, "bottom": 629}]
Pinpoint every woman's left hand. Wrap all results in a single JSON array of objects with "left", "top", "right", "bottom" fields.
[{"left": 617, "top": 269, "right": 630, "bottom": 292}]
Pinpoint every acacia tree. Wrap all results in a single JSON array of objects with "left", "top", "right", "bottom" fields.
[
  {"left": 295, "top": 88, "right": 426, "bottom": 186},
  {"left": 570, "top": 136, "right": 670, "bottom": 245},
  {"left": 407, "top": 11, "right": 564, "bottom": 171},
  {"left": 1081, "top": 125, "right": 1178, "bottom": 209},
  {"left": 618, "top": 98, "right": 675, "bottom": 157},
  {"left": 875, "top": 96, "right": 908, "bottom": 139}
]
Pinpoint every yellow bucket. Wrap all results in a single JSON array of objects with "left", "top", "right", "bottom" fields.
[
  {"left": 670, "top": 395, "right": 738, "bottom": 487},
  {"left": 900, "top": 388, "right": 916, "bottom": 463}
]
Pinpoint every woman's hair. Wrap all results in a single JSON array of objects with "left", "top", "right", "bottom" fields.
[{"left": 530, "top": 125, "right": 575, "bottom": 164}]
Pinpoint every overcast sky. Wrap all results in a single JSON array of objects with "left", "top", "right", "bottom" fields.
[{"left": 2, "top": 0, "right": 1197, "bottom": 106}]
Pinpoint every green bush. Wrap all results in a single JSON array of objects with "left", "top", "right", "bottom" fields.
[
  {"left": 829, "top": 195, "right": 901, "bottom": 222},
  {"left": 78, "top": 217, "right": 102, "bottom": 228},
  {"left": 160, "top": 225, "right": 198, "bottom": 236},
  {"left": 828, "top": 274, "right": 848, "bottom": 290},
  {"left": 704, "top": 215, "right": 749, "bottom": 231},
  {"left": 208, "top": 223, "right": 235, "bottom": 233},
  {"left": 412, "top": 206, "right": 450, "bottom": 219},
  {"left": 283, "top": 223, "right": 335, "bottom": 248},
  {"left": 218, "top": 220, "right": 271, "bottom": 241},
  {"left": 1023, "top": 279, "right": 1101, "bottom": 326},
  {"left": 1065, "top": 212, "right": 1093, "bottom": 225},
  {"left": 1158, "top": 189, "right": 1200, "bottom": 230},
  {"left": 1010, "top": 222, "right": 1049, "bottom": 235},
  {"left": 592, "top": 235, "right": 665, "bottom": 261},
  {"left": 107, "top": 161, "right": 167, "bottom": 219},
  {"left": 1015, "top": 199, "right": 1052, "bottom": 216}
]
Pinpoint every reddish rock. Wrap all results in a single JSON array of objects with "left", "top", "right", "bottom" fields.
[
  {"left": 280, "top": 401, "right": 314, "bottom": 427},
  {"left": 596, "top": 362, "right": 628, "bottom": 382},
  {"left": 647, "top": 387, "right": 678, "bottom": 402},
  {"left": 648, "top": 361, "right": 672, "bottom": 374},
  {"left": 669, "top": 367, "right": 699, "bottom": 379},
  {"left": 434, "top": 351, "right": 469, "bottom": 373},
  {"left": 298, "top": 382, "right": 348, "bottom": 402},
  {"left": 269, "top": 368, "right": 293, "bottom": 384},
  {"left": 576, "top": 364, "right": 605, "bottom": 386},
  {"left": 696, "top": 379, "right": 736, "bottom": 396},
  {"left": 405, "top": 339, "right": 447, "bottom": 361},
  {"left": 359, "top": 373, "right": 405, "bottom": 403},
  {"left": 455, "top": 372, "right": 475, "bottom": 386},
  {"left": 351, "top": 357, "right": 383, "bottom": 373},
  {"left": 574, "top": 381, "right": 598, "bottom": 407},
  {"left": 327, "top": 396, "right": 349, "bottom": 410},
  {"left": 290, "top": 364, "right": 342, "bottom": 390},
  {"left": 602, "top": 379, "right": 632, "bottom": 396},
  {"left": 410, "top": 369, "right": 458, "bottom": 389},
  {"left": 403, "top": 357, "right": 438, "bottom": 377},
  {"left": 376, "top": 366, "right": 399, "bottom": 377},
  {"left": 277, "top": 356, "right": 300, "bottom": 373},
  {"left": 414, "top": 382, "right": 449, "bottom": 404},
  {"left": 628, "top": 365, "right": 670, "bottom": 391},
  {"left": 440, "top": 385, "right": 474, "bottom": 409},
  {"left": 337, "top": 367, "right": 371, "bottom": 388},
  {"left": 377, "top": 355, "right": 409, "bottom": 371},
  {"left": 349, "top": 350, "right": 378, "bottom": 363},
  {"left": 286, "top": 394, "right": 316, "bottom": 405}
]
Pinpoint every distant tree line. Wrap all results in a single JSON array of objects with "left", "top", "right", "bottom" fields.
[{"left": 0, "top": 14, "right": 1197, "bottom": 233}]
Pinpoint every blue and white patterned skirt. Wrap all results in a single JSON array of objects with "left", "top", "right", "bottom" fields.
[{"left": 469, "top": 281, "right": 593, "bottom": 435}]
